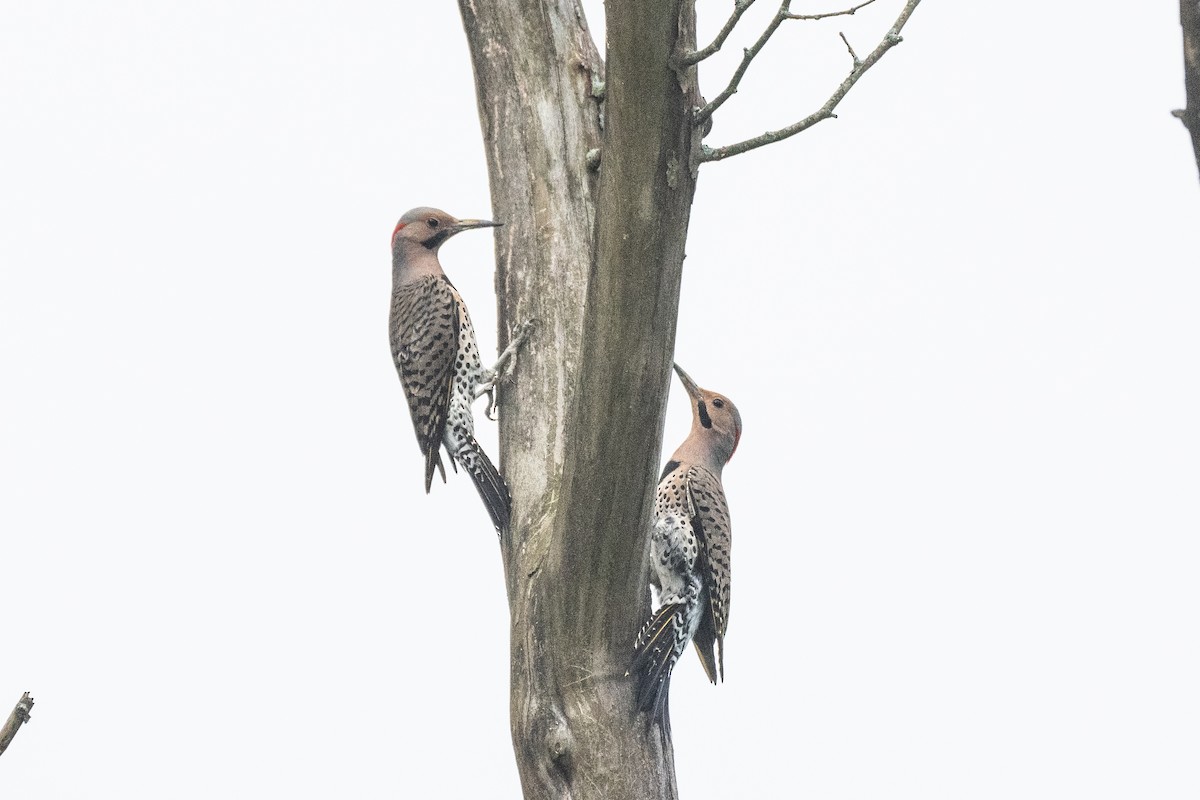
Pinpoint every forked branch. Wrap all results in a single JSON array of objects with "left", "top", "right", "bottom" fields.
[
  {"left": 693, "top": 0, "right": 884, "bottom": 125},
  {"left": 693, "top": 1, "right": 790, "bottom": 126},
  {"left": 700, "top": 0, "right": 921, "bottom": 162}
]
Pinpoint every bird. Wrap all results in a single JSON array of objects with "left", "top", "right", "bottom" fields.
[
  {"left": 631, "top": 363, "right": 742, "bottom": 722},
  {"left": 388, "top": 206, "right": 530, "bottom": 535}
]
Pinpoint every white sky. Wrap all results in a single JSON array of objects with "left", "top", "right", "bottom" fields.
[{"left": 2, "top": 2, "right": 1197, "bottom": 798}]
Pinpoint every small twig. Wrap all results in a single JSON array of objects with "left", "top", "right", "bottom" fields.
[
  {"left": 784, "top": 0, "right": 880, "bottom": 21},
  {"left": 839, "top": 32, "right": 862, "bottom": 67},
  {"left": 680, "top": 0, "right": 758, "bottom": 67},
  {"left": 701, "top": 0, "right": 922, "bottom": 163},
  {"left": 0, "top": 692, "right": 34, "bottom": 758}
]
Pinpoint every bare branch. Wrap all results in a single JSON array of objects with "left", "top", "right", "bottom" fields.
[
  {"left": 694, "top": 0, "right": 886, "bottom": 126},
  {"left": 694, "top": 1, "right": 790, "bottom": 126},
  {"left": 700, "top": 1, "right": 792, "bottom": 125},
  {"left": 680, "top": 0, "right": 758, "bottom": 67},
  {"left": 700, "top": 0, "right": 922, "bottom": 163},
  {"left": 784, "top": 0, "right": 879, "bottom": 21},
  {"left": 0, "top": 692, "right": 34, "bottom": 758}
]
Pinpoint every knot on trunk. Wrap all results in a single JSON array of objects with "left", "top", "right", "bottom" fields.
[{"left": 545, "top": 717, "right": 575, "bottom": 782}]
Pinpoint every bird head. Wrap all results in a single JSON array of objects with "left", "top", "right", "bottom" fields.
[
  {"left": 391, "top": 207, "right": 501, "bottom": 255},
  {"left": 673, "top": 363, "right": 742, "bottom": 464}
]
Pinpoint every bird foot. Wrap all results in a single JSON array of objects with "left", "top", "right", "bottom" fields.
[
  {"left": 478, "top": 318, "right": 537, "bottom": 420},
  {"left": 492, "top": 318, "right": 537, "bottom": 383}
]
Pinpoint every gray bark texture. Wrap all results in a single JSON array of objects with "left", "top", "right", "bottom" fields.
[
  {"left": 1181, "top": 0, "right": 1200, "bottom": 178},
  {"left": 0, "top": 692, "right": 34, "bottom": 758},
  {"left": 456, "top": 0, "right": 702, "bottom": 797}
]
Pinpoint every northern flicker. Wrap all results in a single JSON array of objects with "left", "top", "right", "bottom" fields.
[
  {"left": 389, "top": 206, "right": 529, "bottom": 534},
  {"left": 631, "top": 363, "right": 742, "bottom": 721}
]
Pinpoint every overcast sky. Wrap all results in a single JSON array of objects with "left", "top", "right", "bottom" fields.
[{"left": 2, "top": 2, "right": 1197, "bottom": 798}]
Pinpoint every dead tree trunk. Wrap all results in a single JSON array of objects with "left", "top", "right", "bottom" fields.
[
  {"left": 454, "top": 0, "right": 921, "bottom": 796},
  {"left": 458, "top": 0, "right": 700, "bottom": 797},
  {"left": 1179, "top": 0, "right": 1200, "bottom": 178}
]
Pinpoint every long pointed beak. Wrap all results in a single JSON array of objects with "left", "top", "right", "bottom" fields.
[
  {"left": 453, "top": 218, "right": 503, "bottom": 232},
  {"left": 672, "top": 362, "right": 703, "bottom": 399}
]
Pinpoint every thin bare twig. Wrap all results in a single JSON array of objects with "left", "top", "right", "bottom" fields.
[
  {"left": 0, "top": 692, "right": 34, "bottom": 758},
  {"left": 700, "top": 0, "right": 922, "bottom": 163},
  {"left": 839, "top": 31, "right": 862, "bottom": 67},
  {"left": 784, "top": 0, "right": 879, "bottom": 21},
  {"left": 694, "top": 0, "right": 885, "bottom": 126},
  {"left": 680, "top": 0, "right": 758, "bottom": 67}
]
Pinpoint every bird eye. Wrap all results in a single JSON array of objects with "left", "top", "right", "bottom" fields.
[
  {"left": 712, "top": 398, "right": 725, "bottom": 409},
  {"left": 427, "top": 218, "right": 440, "bottom": 228}
]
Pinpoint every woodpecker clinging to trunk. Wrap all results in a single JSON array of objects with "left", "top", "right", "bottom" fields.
[
  {"left": 631, "top": 363, "right": 742, "bottom": 722},
  {"left": 389, "top": 206, "right": 529, "bottom": 535}
]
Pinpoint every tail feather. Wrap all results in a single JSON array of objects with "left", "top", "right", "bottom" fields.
[
  {"left": 423, "top": 448, "right": 447, "bottom": 493},
  {"left": 456, "top": 435, "right": 511, "bottom": 534},
  {"left": 691, "top": 610, "right": 723, "bottom": 684},
  {"left": 631, "top": 603, "right": 688, "bottom": 723}
]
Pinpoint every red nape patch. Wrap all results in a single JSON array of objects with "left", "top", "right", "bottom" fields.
[{"left": 391, "top": 221, "right": 407, "bottom": 243}]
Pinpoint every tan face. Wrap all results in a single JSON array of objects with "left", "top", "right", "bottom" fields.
[
  {"left": 391, "top": 207, "right": 500, "bottom": 252},
  {"left": 693, "top": 387, "right": 742, "bottom": 456},
  {"left": 674, "top": 364, "right": 743, "bottom": 457},
  {"left": 391, "top": 207, "right": 459, "bottom": 249}
]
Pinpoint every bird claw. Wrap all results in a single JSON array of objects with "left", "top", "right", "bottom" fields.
[{"left": 482, "top": 385, "right": 499, "bottom": 420}]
